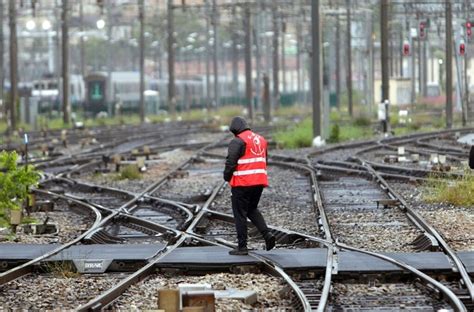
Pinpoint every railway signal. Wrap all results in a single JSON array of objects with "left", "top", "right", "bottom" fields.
[
  {"left": 466, "top": 21, "right": 472, "bottom": 39},
  {"left": 403, "top": 40, "right": 410, "bottom": 56},
  {"left": 459, "top": 40, "right": 466, "bottom": 56},
  {"left": 419, "top": 21, "right": 426, "bottom": 39}
]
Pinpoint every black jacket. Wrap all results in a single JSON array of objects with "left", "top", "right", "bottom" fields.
[
  {"left": 470, "top": 145, "right": 474, "bottom": 169},
  {"left": 223, "top": 117, "right": 249, "bottom": 182}
]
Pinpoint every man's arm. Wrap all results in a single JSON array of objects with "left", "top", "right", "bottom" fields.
[{"left": 224, "top": 138, "right": 245, "bottom": 181}]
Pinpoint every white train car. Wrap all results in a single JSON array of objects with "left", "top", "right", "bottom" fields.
[{"left": 31, "top": 75, "right": 85, "bottom": 113}]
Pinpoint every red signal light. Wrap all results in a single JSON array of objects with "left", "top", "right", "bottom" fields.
[
  {"left": 466, "top": 22, "right": 472, "bottom": 38},
  {"left": 403, "top": 41, "right": 410, "bottom": 56},
  {"left": 460, "top": 41, "right": 466, "bottom": 56},
  {"left": 419, "top": 22, "right": 426, "bottom": 39}
]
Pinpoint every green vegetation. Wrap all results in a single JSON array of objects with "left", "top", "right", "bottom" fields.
[
  {"left": 275, "top": 117, "right": 375, "bottom": 148},
  {"left": 0, "top": 99, "right": 467, "bottom": 149},
  {"left": 393, "top": 124, "right": 438, "bottom": 136},
  {"left": 21, "top": 216, "right": 38, "bottom": 224},
  {"left": 178, "top": 105, "right": 243, "bottom": 124},
  {"left": 353, "top": 116, "right": 372, "bottom": 127},
  {"left": 338, "top": 124, "right": 373, "bottom": 141},
  {"left": 423, "top": 170, "right": 474, "bottom": 207},
  {"left": 43, "top": 261, "right": 79, "bottom": 278},
  {"left": 327, "top": 124, "right": 340, "bottom": 144},
  {"left": 274, "top": 118, "right": 313, "bottom": 148},
  {"left": 0, "top": 217, "right": 9, "bottom": 229},
  {"left": 0, "top": 151, "right": 40, "bottom": 226},
  {"left": 37, "top": 116, "right": 70, "bottom": 130},
  {"left": 274, "top": 104, "right": 311, "bottom": 118},
  {"left": 117, "top": 165, "right": 141, "bottom": 180}
]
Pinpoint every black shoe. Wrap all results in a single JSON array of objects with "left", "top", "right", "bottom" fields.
[
  {"left": 264, "top": 233, "right": 276, "bottom": 251},
  {"left": 229, "top": 247, "right": 248, "bottom": 256}
]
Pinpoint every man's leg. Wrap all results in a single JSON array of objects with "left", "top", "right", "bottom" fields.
[
  {"left": 246, "top": 186, "right": 270, "bottom": 235},
  {"left": 247, "top": 186, "right": 275, "bottom": 251},
  {"left": 231, "top": 187, "right": 250, "bottom": 250}
]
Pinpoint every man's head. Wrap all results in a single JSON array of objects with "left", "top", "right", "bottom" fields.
[{"left": 229, "top": 116, "right": 250, "bottom": 135}]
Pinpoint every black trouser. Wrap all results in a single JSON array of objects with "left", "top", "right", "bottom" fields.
[{"left": 231, "top": 185, "right": 270, "bottom": 249}]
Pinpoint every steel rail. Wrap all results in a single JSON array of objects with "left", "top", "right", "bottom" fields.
[
  {"left": 0, "top": 190, "right": 103, "bottom": 286},
  {"left": 76, "top": 164, "right": 225, "bottom": 311},
  {"left": 190, "top": 208, "right": 333, "bottom": 312},
  {"left": 70, "top": 135, "right": 233, "bottom": 310},
  {"left": 0, "top": 125, "right": 222, "bottom": 286},
  {"left": 358, "top": 158, "right": 474, "bottom": 303},
  {"left": 302, "top": 157, "right": 334, "bottom": 312},
  {"left": 36, "top": 122, "right": 209, "bottom": 169},
  {"left": 416, "top": 137, "right": 469, "bottom": 154},
  {"left": 355, "top": 141, "right": 464, "bottom": 163},
  {"left": 306, "top": 138, "right": 378, "bottom": 160},
  {"left": 319, "top": 159, "right": 463, "bottom": 180},
  {"left": 380, "top": 127, "right": 474, "bottom": 146},
  {"left": 185, "top": 167, "right": 332, "bottom": 312},
  {"left": 363, "top": 160, "right": 463, "bottom": 179},
  {"left": 55, "top": 183, "right": 192, "bottom": 243},
  {"left": 198, "top": 209, "right": 332, "bottom": 247},
  {"left": 306, "top": 142, "right": 471, "bottom": 310},
  {"left": 184, "top": 181, "right": 314, "bottom": 311},
  {"left": 414, "top": 140, "right": 468, "bottom": 158},
  {"left": 337, "top": 243, "right": 467, "bottom": 311},
  {"left": 313, "top": 162, "right": 429, "bottom": 182},
  {"left": 58, "top": 177, "right": 195, "bottom": 227},
  {"left": 246, "top": 252, "right": 313, "bottom": 311},
  {"left": 75, "top": 236, "right": 187, "bottom": 312},
  {"left": 270, "top": 160, "right": 333, "bottom": 242},
  {"left": 0, "top": 154, "right": 200, "bottom": 286}
]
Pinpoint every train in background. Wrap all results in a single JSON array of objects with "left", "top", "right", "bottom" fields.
[
  {"left": 32, "top": 75, "right": 85, "bottom": 114},
  {"left": 30, "top": 72, "right": 240, "bottom": 116},
  {"left": 84, "top": 71, "right": 239, "bottom": 114}
]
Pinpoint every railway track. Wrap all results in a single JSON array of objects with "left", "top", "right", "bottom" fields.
[
  {"left": 1, "top": 125, "right": 474, "bottom": 311},
  {"left": 315, "top": 165, "right": 425, "bottom": 252},
  {"left": 69, "top": 139, "right": 329, "bottom": 311},
  {"left": 0, "top": 124, "right": 214, "bottom": 287}
]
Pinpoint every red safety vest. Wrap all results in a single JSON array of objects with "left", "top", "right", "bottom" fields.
[{"left": 230, "top": 130, "right": 268, "bottom": 187}]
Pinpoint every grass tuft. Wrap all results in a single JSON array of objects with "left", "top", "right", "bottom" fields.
[
  {"left": 327, "top": 124, "right": 341, "bottom": 143},
  {"left": 423, "top": 170, "right": 474, "bottom": 207},
  {"left": 116, "top": 165, "right": 141, "bottom": 180},
  {"left": 43, "top": 261, "right": 80, "bottom": 278}
]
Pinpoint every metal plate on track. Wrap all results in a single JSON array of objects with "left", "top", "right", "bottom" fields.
[
  {"left": 0, "top": 243, "right": 166, "bottom": 261},
  {"left": 338, "top": 251, "right": 452, "bottom": 272},
  {"left": 253, "top": 248, "right": 327, "bottom": 269},
  {"left": 457, "top": 251, "right": 474, "bottom": 273},
  {"left": 0, "top": 244, "right": 58, "bottom": 260},
  {"left": 157, "top": 246, "right": 258, "bottom": 266}
]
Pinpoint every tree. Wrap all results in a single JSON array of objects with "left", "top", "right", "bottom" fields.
[{"left": 0, "top": 151, "right": 40, "bottom": 216}]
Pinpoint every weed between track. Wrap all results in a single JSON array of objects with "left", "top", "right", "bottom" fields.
[
  {"left": 424, "top": 170, "right": 474, "bottom": 207},
  {"left": 42, "top": 261, "right": 80, "bottom": 279},
  {"left": 116, "top": 165, "right": 142, "bottom": 181}
]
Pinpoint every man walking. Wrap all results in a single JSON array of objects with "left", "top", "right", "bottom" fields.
[{"left": 224, "top": 116, "right": 275, "bottom": 255}]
